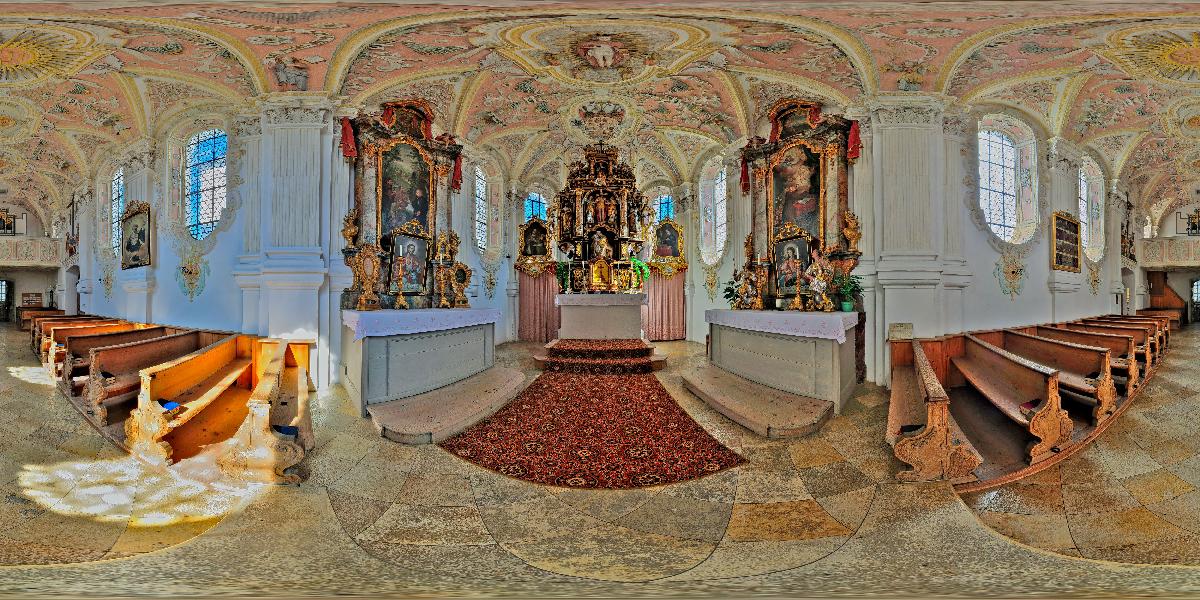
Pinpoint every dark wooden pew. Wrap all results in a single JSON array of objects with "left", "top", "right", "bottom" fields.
[
  {"left": 1059, "top": 322, "right": 1154, "bottom": 369},
  {"left": 45, "top": 322, "right": 138, "bottom": 371},
  {"left": 1079, "top": 319, "right": 1161, "bottom": 364},
  {"left": 37, "top": 319, "right": 123, "bottom": 359},
  {"left": 887, "top": 339, "right": 981, "bottom": 483},
  {"left": 59, "top": 326, "right": 176, "bottom": 396},
  {"left": 950, "top": 335, "right": 1072, "bottom": 464},
  {"left": 18, "top": 308, "right": 63, "bottom": 331},
  {"left": 1026, "top": 326, "right": 1139, "bottom": 394},
  {"left": 975, "top": 329, "right": 1116, "bottom": 424},
  {"left": 126, "top": 334, "right": 258, "bottom": 462},
  {"left": 83, "top": 330, "right": 225, "bottom": 429},
  {"left": 1137, "top": 308, "right": 1182, "bottom": 330},
  {"left": 1094, "top": 315, "right": 1170, "bottom": 351}
]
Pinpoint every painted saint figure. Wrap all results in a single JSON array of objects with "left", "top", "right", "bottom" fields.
[{"left": 772, "top": 146, "right": 821, "bottom": 239}]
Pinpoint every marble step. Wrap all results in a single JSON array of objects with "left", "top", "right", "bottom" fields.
[
  {"left": 367, "top": 366, "right": 526, "bottom": 445},
  {"left": 534, "top": 349, "right": 667, "bottom": 371},
  {"left": 683, "top": 364, "right": 833, "bottom": 439}
]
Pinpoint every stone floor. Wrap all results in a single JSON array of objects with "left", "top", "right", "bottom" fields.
[{"left": 2, "top": 325, "right": 1200, "bottom": 597}]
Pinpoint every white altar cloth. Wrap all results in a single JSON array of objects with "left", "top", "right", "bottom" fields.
[
  {"left": 556, "top": 293, "right": 647, "bottom": 306},
  {"left": 342, "top": 308, "right": 501, "bottom": 341},
  {"left": 705, "top": 310, "right": 858, "bottom": 344}
]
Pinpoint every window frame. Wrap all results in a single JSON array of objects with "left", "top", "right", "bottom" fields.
[
  {"left": 473, "top": 165, "right": 488, "bottom": 253},
  {"left": 699, "top": 161, "right": 728, "bottom": 265},
  {"left": 1080, "top": 157, "right": 1106, "bottom": 262},
  {"left": 183, "top": 128, "right": 229, "bottom": 241},
  {"left": 524, "top": 192, "right": 547, "bottom": 222},
  {"left": 977, "top": 128, "right": 1020, "bottom": 242},
  {"left": 655, "top": 192, "right": 675, "bottom": 223},
  {"left": 110, "top": 167, "right": 125, "bottom": 255}
]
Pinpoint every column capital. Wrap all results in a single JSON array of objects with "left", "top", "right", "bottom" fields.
[
  {"left": 865, "top": 94, "right": 951, "bottom": 128},
  {"left": 259, "top": 93, "right": 337, "bottom": 128},
  {"left": 1047, "top": 136, "right": 1085, "bottom": 172}
]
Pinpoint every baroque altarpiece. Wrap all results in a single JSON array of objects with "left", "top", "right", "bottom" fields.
[
  {"left": 340, "top": 101, "right": 471, "bottom": 310},
  {"left": 732, "top": 99, "right": 862, "bottom": 311}
]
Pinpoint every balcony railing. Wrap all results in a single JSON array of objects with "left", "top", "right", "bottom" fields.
[
  {"left": 1140, "top": 238, "right": 1200, "bottom": 267},
  {"left": 0, "top": 237, "right": 61, "bottom": 267}
]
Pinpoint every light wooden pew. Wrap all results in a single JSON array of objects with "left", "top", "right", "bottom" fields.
[
  {"left": 40, "top": 320, "right": 129, "bottom": 363},
  {"left": 216, "top": 340, "right": 314, "bottom": 483},
  {"left": 128, "top": 334, "right": 259, "bottom": 461},
  {"left": 975, "top": 329, "right": 1116, "bottom": 424},
  {"left": 59, "top": 326, "right": 176, "bottom": 396},
  {"left": 32, "top": 316, "right": 112, "bottom": 352},
  {"left": 1078, "top": 319, "right": 1161, "bottom": 364},
  {"left": 1025, "top": 326, "right": 1139, "bottom": 394},
  {"left": 950, "top": 334, "right": 1072, "bottom": 464},
  {"left": 1137, "top": 308, "right": 1182, "bottom": 330},
  {"left": 1059, "top": 322, "right": 1154, "bottom": 369},
  {"left": 1094, "top": 315, "right": 1170, "bottom": 351},
  {"left": 83, "top": 330, "right": 223, "bottom": 428},
  {"left": 45, "top": 322, "right": 138, "bottom": 371},
  {"left": 18, "top": 308, "right": 63, "bottom": 331},
  {"left": 887, "top": 339, "right": 981, "bottom": 483}
]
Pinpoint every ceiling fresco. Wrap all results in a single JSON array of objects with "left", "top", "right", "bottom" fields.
[{"left": 2, "top": 1, "right": 1199, "bottom": 222}]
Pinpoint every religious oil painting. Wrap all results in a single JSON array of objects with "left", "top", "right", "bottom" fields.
[
  {"left": 773, "top": 237, "right": 809, "bottom": 295},
  {"left": 120, "top": 202, "right": 151, "bottom": 270},
  {"left": 771, "top": 143, "right": 823, "bottom": 243},
  {"left": 653, "top": 221, "right": 680, "bottom": 257},
  {"left": 378, "top": 141, "right": 433, "bottom": 238},
  {"left": 388, "top": 234, "right": 428, "bottom": 294},
  {"left": 520, "top": 220, "right": 550, "bottom": 258}
]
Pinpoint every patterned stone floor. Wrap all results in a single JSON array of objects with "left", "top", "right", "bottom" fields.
[
  {"left": 962, "top": 325, "right": 1200, "bottom": 565},
  {"left": 1, "top": 325, "right": 1200, "bottom": 597}
]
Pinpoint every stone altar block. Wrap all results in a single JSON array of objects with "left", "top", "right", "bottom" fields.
[
  {"left": 705, "top": 309, "right": 858, "bottom": 413},
  {"left": 341, "top": 309, "right": 500, "bottom": 417},
  {"left": 556, "top": 293, "right": 646, "bottom": 339}
]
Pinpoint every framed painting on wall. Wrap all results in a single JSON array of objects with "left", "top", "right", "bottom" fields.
[
  {"left": 120, "top": 201, "right": 152, "bottom": 270},
  {"left": 772, "top": 236, "right": 811, "bottom": 296},
  {"left": 769, "top": 141, "right": 825, "bottom": 247},
  {"left": 1052, "top": 211, "right": 1081, "bottom": 273},
  {"left": 387, "top": 233, "right": 429, "bottom": 295},
  {"left": 646, "top": 219, "right": 687, "bottom": 277},
  {"left": 377, "top": 140, "right": 435, "bottom": 239}
]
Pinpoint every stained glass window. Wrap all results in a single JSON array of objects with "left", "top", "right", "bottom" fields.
[
  {"left": 524, "top": 192, "right": 547, "bottom": 221},
  {"left": 977, "top": 129, "right": 1018, "bottom": 242},
  {"left": 1192, "top": 280, "right": 1200, "bottom": 303},
  {"left": 110, "top": 167, "right": 125, "bottom": 254},
  {"left": 700, "top": 161, "right": 728, "bottom": 264},
  {"left": 656, "top": 193, "right": 675, "bottom": 222},
  {"left": 185, "top": 129, "right": 228, "bottom": 240},
  {"left": 474, "top": 166, "right": 487, "bottom": 252}
]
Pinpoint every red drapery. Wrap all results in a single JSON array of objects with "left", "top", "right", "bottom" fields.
[
  {"left": 643, "top": 273, "right": 686, "bottom": 341},
  {"left": 518, "top": 271, "right": 560, "bottom": 343}
]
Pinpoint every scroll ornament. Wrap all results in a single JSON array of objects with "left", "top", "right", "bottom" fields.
[
  {"left": 1087, "top": 261, "right": 1101, "bottom": 295},
  {"left": 177, "top": 251, "right": 210, "bottom": 301},
  {"left": 994, "top": 249, "right": 1027, "bottom": 300}
]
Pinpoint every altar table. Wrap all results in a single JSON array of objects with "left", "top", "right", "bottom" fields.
[
  {"left": 341, "top": 309, "right": 500, "bottom": 416},
  {"left": 556, "top": 293, "right": 646, "bottom": 339},
  {"left": 705, "top": 309, "right": 859, "bottom": 413}
]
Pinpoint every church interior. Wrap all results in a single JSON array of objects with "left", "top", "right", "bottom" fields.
[{"left": 6, "top": 0, "right": 1200, "bottom": 597}]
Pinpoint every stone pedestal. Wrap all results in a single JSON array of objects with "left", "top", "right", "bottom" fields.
[
  {"left": 556, "top": 293, "right": 646, "bottom": 339},
  {"left": 705, "top": 309, "right": 858, "bottom": 413}
]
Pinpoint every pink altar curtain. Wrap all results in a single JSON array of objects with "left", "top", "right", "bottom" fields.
[
  {"left": 518, "top": 271, "right": 560, "bottom": 343},
  {"left": 643, "top": 272, "right": 686, "bottom": 341}
]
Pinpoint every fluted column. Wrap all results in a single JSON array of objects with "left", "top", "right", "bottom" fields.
[{"left": 232, "top": 114, "right": 265, "bottom": 335}]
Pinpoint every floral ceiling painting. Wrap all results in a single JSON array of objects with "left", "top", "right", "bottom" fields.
[{"left": 1, "top": 2, "right": 1199, "bottom": 223}]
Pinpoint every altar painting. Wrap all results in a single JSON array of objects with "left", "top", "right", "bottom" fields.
[
  {"left": 773, "top": 238, "right": 810, "bottom": 295},
  {"left": 120, "top": 203, "right": 151, "bottom": 270},
  {"left": 520, "top": 220, "right": 550, "bottom": 258},
  {"left": 653, "top": 222, "right": 680, "bottom": 257},
  {"left": 388, "top": 234, "right": 429, "bottom": 294},
  {"left": 771, "top": 143, "right": 823, "bottom": 244},
  {"left": 378, "top": 142, "right": 433, "bottom": 238}
]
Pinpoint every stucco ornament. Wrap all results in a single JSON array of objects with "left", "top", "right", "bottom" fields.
[
  {"left": 1087, "top": 261, "right": 1102, "bottom": 295},
  {"left": 994, "top": 248, "right": 1028, "bottom": 300},
  {"left": 176, "top": 250, "right": 210, "bottom": 301}
]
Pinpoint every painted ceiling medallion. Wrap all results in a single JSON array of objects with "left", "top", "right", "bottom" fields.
[
  {"left": 1187, "top": 115, "right": 1200, "bottom": 128},
  {"left": 489, "top": 19, "right": 725, "bottom": 88},
  {"left": 1104, "top": 28, "right": 1200, "bottom": 87},
  {"left": 0, "top": 26, "right": 108, "bottom": 89},
  {"left": 569, "top": 99, "right": 631, "bottom": 142}
]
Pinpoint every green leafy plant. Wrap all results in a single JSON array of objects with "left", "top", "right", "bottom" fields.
[
  {"left": 629, "top": 256, "right": 651, "bottom": 283},
  {"left": 831, "top": 271, "right": 863, "bottom": 302},
  {"left": 722, "top": 274, "right": 739, "bottom": 307},
  {"left": 555, "top": 261, "right": 571, "bottom": 292}
]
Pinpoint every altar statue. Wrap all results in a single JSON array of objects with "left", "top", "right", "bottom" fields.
[{"left": 591, "top": 230, "right": 613, "bottom": 260}]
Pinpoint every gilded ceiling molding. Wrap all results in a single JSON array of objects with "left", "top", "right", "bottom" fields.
[
  {"left": 325, "top": 8, "right": 877, "bottom": 95},
  {"left": 0, "top": 24, "right": 110, "bottom": 89},
  {"left": 1100, "top": 24, "right": 1200, "bottom": 88},
  {"left": 451, "top": 71, "right": 488, "bottom": 138},
  {"left": 1050, "top": 74, "right": 1091, "bottom": 137}
]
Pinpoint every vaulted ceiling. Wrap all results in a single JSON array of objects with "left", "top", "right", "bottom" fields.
[{"left": 2, "top": 1, "right": 1199, "bottom": 223}]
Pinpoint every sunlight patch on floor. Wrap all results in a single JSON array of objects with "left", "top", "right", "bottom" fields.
[{"left": 7, "top": 365, "right": 56, "bottom": 386}]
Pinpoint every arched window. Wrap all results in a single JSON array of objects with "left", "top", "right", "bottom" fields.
[
  {"left": 655, "top": 193, "right": 675, "bottom": 222},
  {"left": 977, "top": 115, "right": 1039, "bottom": 244},
  {"left": 1080, "top": 157, "right": 1105, "bottom": 262},
  {"left": 110, "top": 167, "right": 125, "bottom": 254},
  {"left": 700, "top": 160, "right": 728, "bottom": 264},
  {"left": 184, "top": 128, "right": 228, "bottom": 240},
  {"left": 524, "top": 192, "right": 547, "bottom": 222},
  {"left": 473, "top": 165, "right": 487, "bottom": 252}
]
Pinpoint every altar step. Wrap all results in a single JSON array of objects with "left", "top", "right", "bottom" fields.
[
  {"left": 366, "top": 366, "right": 526, "bottom": 445},
  {"left": 682, "top": 364, "right": 833, "bottom": 439},
  {"left": 533, "top": 338, "right": 667, "bottom": 373}
]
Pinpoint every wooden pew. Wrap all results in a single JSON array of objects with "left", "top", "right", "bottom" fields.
[
  {"left": 1137, "top": 308, "right": 1182, "bottom": 330},
  {"left": 83, "top": 330, "right": 223, "bottom": 428},
  {"left": 39, "top": 320, "right": 127, "bottom": 362},
  {"left": 31, "top": 316, "right": 112, "bottom": 352},
  {"left": 1094, "top": 315, "right": 1170, "bottom": 351},
  {"left": 126, "top": 334, "right": 258, "bottom": 462},
  {"left": 216, "top": 340, "right": 314, "bottom": 483},
  {"left": 950, "top": 335, "right": 1072, "bottom": 463},
  {"left": 1059, "top": 322, "right": 1154, "bottom": 369},
  {"left": 1079, "top": 318, "right": 1162, "bottom": 363},
  {"left": 1026, "top": 326, "right": 1139, "bottom": 394},
  {"left": 59, "top": 326, "right": 175, "bottom": 395},
  {"left": 45, "top": 322, "right": 138, "bottom": 372},
  {"left": 18, "top": 308, "right": 63, "bottom": 331},
  {"left": 887, "top": 339, "right": 981, "bottom": 483},
  {"left": 975, "top": 329, "right": 1116, "bottom": 424}
]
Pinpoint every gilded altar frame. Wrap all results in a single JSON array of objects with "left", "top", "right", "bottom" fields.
[
  {"left": 515, "top": 217, "right": 554, "bottom": 277},
  {"left": 373, "top": 137, "right": 438, "bottom": 241},
  {"left": 765, "top": 138, "right": 831, "bottom": 255},
  {"left": 120, "top": 200, "right": 152, "bottom": 270},
  {"left": 647, "top": 218, "right": 687, "bottom": 278}
]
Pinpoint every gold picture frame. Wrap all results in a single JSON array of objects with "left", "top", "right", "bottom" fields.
[
  {"left": 646, "top": 218, "right": 687, "bottom": 278},
  {"left": 374, "top": 137, "right": 438, "bottom": 240},
  {"left": 1051, "top": 210, "right": 1082, "bottom": 273},
  {"left": 515, "top": 217, "right": 554, "bottom": 277},
  {"left": 120, "top": 201, "right": 152, "bottom": 270},
  {"left": 766, "top": 138, "right": 830, "bottom": 251}
]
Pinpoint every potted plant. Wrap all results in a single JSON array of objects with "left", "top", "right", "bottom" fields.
[{"left": 831, "top": 271, "right": 862, "bottom": 312}]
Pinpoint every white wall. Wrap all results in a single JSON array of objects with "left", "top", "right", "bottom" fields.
[{"left": 0, "top": 269, "right": 57, "bottom": 318}]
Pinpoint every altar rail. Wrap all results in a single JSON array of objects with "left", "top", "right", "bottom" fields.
[{"left": 0, "top": 237, "right": 60, "bottom": 268}]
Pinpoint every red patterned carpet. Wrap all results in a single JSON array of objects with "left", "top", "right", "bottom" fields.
[{"left": 440, "top": 350, "right": 745, "bottom": 488}]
